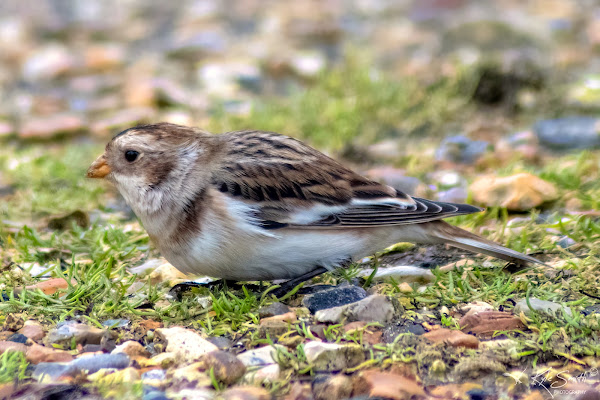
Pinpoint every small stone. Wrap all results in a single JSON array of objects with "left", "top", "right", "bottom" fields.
[
  {"left": 142, "top": 352, "right": 177, "bottom": 369},
  {"left": 237, "top": 346, "right": 278, "bottom": 367},
  {"left": 514, "top": 298, "right": 573, "bottom": 318},
  {"left": 535, "top": 117, "right": 600, "bottom": 150},
  {"left": 198, "top": 350, "right": 246, "bottom": 385},
  {"left": 19, "top": 114, "right": 84, "bottom": 139},
  {"left": 21, "top": 278, "right": 77, "bottom": 296},
  {"left": 290, "top": 51, "right": 326, "bottom": 79},
  {"left": 459, "top": 302, "right": 494, "bottom": 315},
  {"left": 102, "top": 319, "right": 130, "bottom": 329},
  {"left": 142, "top": 368, "right": 167, "bottom": 386},
  {"left": 470, "top": 173, "right": 558, "bottom": 211},
  {"left": 315, "top": 294, "right": 398, "bottom": 324},
  {"left": 423, "top": 328, "right": 480, "bottom": 349},
  {"left": 429, "top": 383, "right": 484, "bottom": 399},
  {"left": 439, "top": 259, "right": 476, "bottom": 272},
  {"left": 303, "top": 341, "right": 365, "bottom": 372},
  {"left": 46, "top": 321, "right": 104, "bottom": 346},
  {"left": 155, "top": 327, "right": 218, "bottom": 362},
  {"left": 258, "top": 319, "right": 290, "bottom": 338},
  {"left": 437, "top": 187, "right": 468, "bottom": 204},
  {"left": 366, "top": 140, "right": 402, "bottom": 161},
  {"left": 258, "top": 302, "right": 291, "bottom": 318},
  {"left": 556, "top": 236, "right": 576, "bottom": 249},
  {"left": 343, "top": 321, "right": 383, "bottom": 345},
  {"left": 459, "top": 310, "right": 525, "bottom": 336},
  {"left": 170, "top": 362, "right": 212, "bottom": 388},
  {"left": 357, "top": 265, "right": 434, "bottom": 284},
  {"left": 22, "top": 44, "right": 76, "bottom": 81},
  {"left": 2, "top": 314, "right": 24, "bottom": 331},
  {"left": 18, "top": 320, "right": 45, "bottom": 341},
  {"left": 312, "top": 374, "right": 352, "bottom": 400},
  {"left": 26, "top": 343, "right": 73, "bottom": 364},
  {"left": 397, "top": 282, "right": 413, "bottom": 293},
  {"left": 260, "top": 311, "right": 297, "bottom": 324},
  {"left": 112, "top": 341, "right": 150, "bottom": 358},
  {"left": 365, "top": 167, "right": 422, "bottom": 195},
  {"left": 436, "top": 135, "right": 490, "bottom": 164},
  {"left": 148, "top": 263, "right": 188, "bottom": 286},
  {"left": 221, "top": 386, "right": 271, "bottom": 400},
  {"left": 285, "top": 381, "right": 312, "bottom": 400},
  {"left": 7, "top": 333, "right": 27, "bottom": 343},
  {"left": 84, "top": 43, "right": 125, "bottom": 70},
  {"left": 244, "top": 364, "right": 280, "bottom": 385},
  {"left": 91, "top": 367, "right": 140, "bottom": 385},
  {"left": 33, "top": 352, "right": 129, "bottom": 381},
  {"left": 0, "top": 341, "right": 27, "bottom": 355},
  {"left": 352, "top": 369, "right": 425, "bottom": 400},
  {"left": 302, "top": 285, "right": 367, "bottom": 314}
]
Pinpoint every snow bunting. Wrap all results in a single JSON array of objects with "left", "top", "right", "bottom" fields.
[{"left": 88, "top": 123, "right": 543, "bottom": 286}]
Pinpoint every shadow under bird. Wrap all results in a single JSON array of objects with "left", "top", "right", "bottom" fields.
[{"left": 87, "top": 123, "right": 544, "bottom": 294}]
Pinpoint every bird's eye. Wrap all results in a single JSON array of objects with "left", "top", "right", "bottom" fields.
[{"left": 125, "top": 150, "right": 139, "bottom": 162}]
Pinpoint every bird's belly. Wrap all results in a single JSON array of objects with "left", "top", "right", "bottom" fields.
[{"left": 162, "top": 229, "right": 377, "bottom": 281}]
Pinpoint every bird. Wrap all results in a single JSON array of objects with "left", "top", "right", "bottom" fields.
[{"left": 87, "top": 122, "right": 543, "bottom": 292}]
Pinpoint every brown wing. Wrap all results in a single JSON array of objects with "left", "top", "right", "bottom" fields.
[
  {"left": 211, "top": 130, "right": 481, "bottom": 229},
  {"left": 211, "top": 130, "right": 412, "bottom": 206}
]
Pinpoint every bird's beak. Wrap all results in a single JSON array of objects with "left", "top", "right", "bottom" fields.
[{"left": 87, "top": 154, "right": 111, "bottom": 179}]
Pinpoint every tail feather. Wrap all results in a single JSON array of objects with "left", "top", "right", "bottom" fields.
[{"left": 424, "top": 221, "right": 547, "bottom": 267}]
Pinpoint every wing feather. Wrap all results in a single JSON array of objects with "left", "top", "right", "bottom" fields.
[{"left": 211, "top": 130, "right": 483, "bottom": 229}]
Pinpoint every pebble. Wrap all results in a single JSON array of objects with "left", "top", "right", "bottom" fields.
[
  {"left": 422, "top": 328, "right": 480, "bottom": 349},
  {"left": 89, "top": 367, "right": 140, "bottom": 385},
  {"left": 357, "top": 265, "right": 434, "bottom": 284},
  {"left": 470, "top": 173, "right": 558, "bottom": 211},
  {"left": 437, "top": 187, "right": 468, "bottom": 204},
  {"left": 2, "top": 314, "right": 24, "bottom": 331},
  {"left": 315, "top": 294, "right": 398, "bottom": 324},
  {"left": 7, "top": 333, "right": 27, "bottom": 343},
  {"left": 302, "top": 285, "right": 367, "bottom": 314},
  {"left": 290, "top": 51, "right": 326, "bottom": 79},
  {"left": 459, "top": 301, "right": 494, "bottom": 315},
  {"left": 436, "top": 135, "right": 490, "bottom": 164},
  {"left": 155, "top": 327, "right": 218, "bottom": 362},
  {"left": 303, "top": 341, "right": 365, "bottom": 372},
  {"left": 102, "top": 319, "right": 130, "bottom": 329},
  {"left": 111, "top": 340, "right": 150, "bottom": 358},
  {"left": 33, "top": 352, "right": 129, "bottom": 381},
  {"left": 19, "top": 113, "right": 84, "bottom": 139},
  {"left": 352, "top": 369, "right": 425, "bottom": 400},
  {"left": 258, "top": 302, "right": 291, "bottom": 318},
  {"left": 459, "top": 310, "right": 525, "bottom": 336},
  {"left": 20, "top": 277, "right": 77, "bottom": 296},
  {"left": 170, "top": 362, "right": 212, "bottom": 388},
  {"left": 198, "top": 350, "right": 246, "bottom": 385},
  {"left": 46, "top": 321, "right": 105, "bottom": 346},
  {"left": 90, "top": 107, "right": 154, "bottom": 136},
  {"left": 237, "top": 345, "right": 278, "bottom": 367},
  {"left": 556, "top": 236, "right": 576, "bottom": 249},
  {"left": 148, "top": 263, "right": 188, "bottom": 286},
  {"left": 142, "top": 369, "right": 167, "bottom": 386},
  {"left": 26, "top": 343, "right": 73, "bottom": 364},
  {"left": 18, "top": 320, "right": 45, "bottom": 341},
  {"left": 22, "top": 44, "right": 76, "bottom": 81},
  {"left": 0, "top": 340, "right": 27, "bottom": 355},
  {"left": 534, "top": 117, "right": 600, "bottom": 150},
  {"left": 312, "top": 374, "right": 352, "bottom": 400},
  {"left": 221, "top": 386, "right": 271, "bottom": 400},
  {"left": 514, "top": 298, "right": 573, "bottom": 318},
  {"left": 365, "top": 167, "right": 422, "bottom": 195},
  {"left": 244, "top": 364, "right": 280, "bottom": 385}
]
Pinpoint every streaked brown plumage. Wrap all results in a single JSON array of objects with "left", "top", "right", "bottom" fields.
[{"left": 87, "top": 123, "right": 544, "bottom": 285}]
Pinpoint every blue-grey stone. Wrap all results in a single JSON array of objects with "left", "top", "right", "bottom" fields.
[
  {"left": 302, "top": 285, "right": 367, "bottom": 314},
  {"left": 556, "top": 236, "right": 576, "bottom": 249},
  {"left": 534, "top": 117, "right": 600, "bottom": 150},
  {"left": 7, "top": 333, "right": 28, "bottom": 343},
  {"left": 436, "top": 135, "right": 490, "bottom": 164},
  {"left": 102, "top": 319, "right": 130, "bottom": 328}
]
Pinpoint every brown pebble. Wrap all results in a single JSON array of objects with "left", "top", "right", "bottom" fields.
[
  {"left": 423, "top": 328, "right": 480, "bottom": 349},
  {"left": 26, "top": 343, "right": 73, "bottom": 364},
  {"left": 198, "top": 350, "right": 246, "bottom": 385}
]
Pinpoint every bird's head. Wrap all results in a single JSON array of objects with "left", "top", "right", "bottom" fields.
[{"left": 87, "top": 122, "right": 216, "bottom": 213}]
